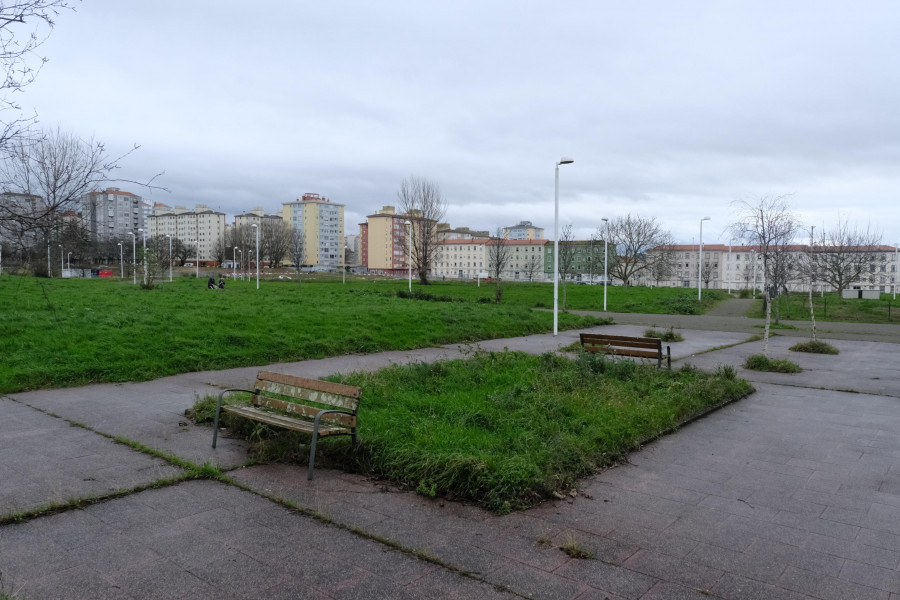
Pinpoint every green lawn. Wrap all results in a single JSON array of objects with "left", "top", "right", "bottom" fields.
[
  {"left": 365, "top": 278, "right": 726, "bottom": 314},
  {"left": 749, "top": 292, "right": 899, "bottom": 323},
  {"left": 0, "top": 275, "right": 608, "bottom": 393},
  {"left": 199, "top": 350, "right": 753, "bottom": 511}
]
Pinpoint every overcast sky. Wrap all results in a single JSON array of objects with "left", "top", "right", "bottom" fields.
[{"left": 18, "top": 0, "right": 900, "bottom": 246}]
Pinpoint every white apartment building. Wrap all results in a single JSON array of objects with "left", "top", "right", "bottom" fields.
[
  {"left": 641, "top": 244, "right": 899, "bottom": 293},
  {"left": 433, "top": 238, "right": 548, "bottom": 281},
  {"left": 147, "top": 204, "right": 226, "bottom": 265}
]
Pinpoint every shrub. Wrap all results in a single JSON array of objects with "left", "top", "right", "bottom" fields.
[
  {"left": 660, "top": 296, "right": 698, "bottom": 315},
  {"left": 789, "top": 340, "right": 839, "bottom": 354},
  {"left": 644, "top": 326, "right": 684, "bottom": 342},
  {"left": 743, "top": 354, "right": 801, "bottom": 373}
]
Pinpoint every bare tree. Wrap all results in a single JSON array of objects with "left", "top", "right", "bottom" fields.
[
  {"left": 650, "top": 243, "right": 676, "bottom": 286},
  {"left": 397, "top": 176, "right": 446, "bottom": 284},
  {"left": 730, "top": 195, "right": 802, "bottom": 353},
  {"left": 290, "top": 227, "right": 305, "bottom": 286},
  {"left": 486, "top": 227, "right": 512, "bottom": 303},
  {"left": 558, "top": 225, "right": 577, "bottom": 309},
  {"left": 606, "top": 215, "right": 674, "bottom": 287},
  {"left": 262, "top": 219, "right": 292, "bottom": 267},
  {"left": 0, "top": 1, "right": 76, "bottom": 151},
  {"left": 811, "top": 218, "right": 881, "bottom": 295},
  {"left": 520, "top": 249, "right": 543, "bottom": 282},
  {"left": 0, "top": 127, "right": 159, "bottom": 272},
  {"left": 701, "top": 261, "right": 714, "bottom": 288}
]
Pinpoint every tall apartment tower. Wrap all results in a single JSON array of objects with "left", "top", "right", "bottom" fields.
[
  {"left": 358, "top": 205, "right": 410, "bottom": 276},
  {"left": 281, "top": 193, "right": 345, "bottom": 269},
  {"left": 81, "top": 188, "right": 146, "bottom": 241}
]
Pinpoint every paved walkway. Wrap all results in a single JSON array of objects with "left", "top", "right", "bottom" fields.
[{"left": 1, "top": 314, "right": 899, "bottom": 599}]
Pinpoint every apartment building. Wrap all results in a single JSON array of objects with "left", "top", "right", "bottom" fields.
[
  {"left": 503, "top": 221, "right": 544, "bottom": 240},
  {"left": 642, "top": 244, "right": 899, "bottom": 293},
  {"left": 147, "top": 204, "right": 226, "bottom": 265},
  {"left": 81, "top": 188, "right": 148, "bottom": 241},
  {"left": 359, "top": 206, "right": 409, "bottom": 276},
  {"left": 282, "top": 193, "right": 345, "bottom": 269},
  {"left": 433, "top": 238, "right": 549, "bottom": 281}
]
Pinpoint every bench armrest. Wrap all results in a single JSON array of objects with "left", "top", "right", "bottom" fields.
[{"left": 212, "top": 388, "right": 256, "bottom": 448}]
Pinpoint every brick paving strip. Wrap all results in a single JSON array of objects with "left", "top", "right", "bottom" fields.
[{"left": 1, "top": 316, "right": 899, "bottom": 599}]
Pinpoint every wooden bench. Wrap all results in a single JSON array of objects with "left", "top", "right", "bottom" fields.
[
  {"left": 580, "top": 333, "right": 671, "bottom": 369},
  {"left": 211, "top": 371, "right": 361, "bottom": 480}
]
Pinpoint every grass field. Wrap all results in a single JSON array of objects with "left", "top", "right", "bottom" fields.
[
  {"left": 0, "top": 274, "right": 610, "bottom": 393},
  {"left": 197, "top": 350, "right": 753, "bottom": 511},
  {"left": 749, "top": 292, "right": 899, "bottom": 323}
]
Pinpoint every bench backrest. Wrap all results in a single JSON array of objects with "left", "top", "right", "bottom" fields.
[
  {"left": 579, "top": 333, "right": 662, "bottom": 359},
  {"left": 252, "top": 370, "right": 360, "bottom": 427}
]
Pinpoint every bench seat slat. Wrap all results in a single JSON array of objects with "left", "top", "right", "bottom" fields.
[
  {"left": 585, "top": 347, "right": 661, "bottom": 359},
  {"left": 253, "top": 396, "right": 356, "bottom": 427},
  {"left": 222, "top": 405, "right": 352, "bottom": 437}
]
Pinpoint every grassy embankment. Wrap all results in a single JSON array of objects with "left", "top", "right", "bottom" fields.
[
  {"left": 196, "top": 349, "right": 753, "bottom": 511},
  {"left": 748, "top": 292, "right": 898, "bottom": 323},
  {"left": 0, "top": 274, "right": 609, "bottom": 394}
]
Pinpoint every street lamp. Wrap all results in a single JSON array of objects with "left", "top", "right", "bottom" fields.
[
  {"left": 238, "top": 249, "right": 243, "bottom": 280},
  {"left": 405, "top": 220, "right": 412, "bottom": 292},
  {"left": 698, "top": 217, "right": 710, "bottom": 301},
  {"left": 251, "top": 223, "right": 259, "bottom": 289},
  {"left": 165, "top": 235, "right": 172, "bottom": 282},
  {"left": 128, "top": 232, "right": 136, "bottom": 284},
  {"left": 58, "top": 244, "right": 63, "bottom": 278},
  {"left": 194, "top": 240, "right": 199, "bottom": 279},
  {"left": 894, "top": 243, "right": 898, "bottom": 300},
  {"left": 553, "top": 156, "right": 574, "bottom": 336},
  {"left": 139, "top": 227, "right": 147, "bottom": 285},
  {"left": 67, "top": 251, "right": 71, "bottom": 274},
  {"left": 727, "top": 240, "right": 733, "bottom": 294},
  {"left": 601, "top": 217, "right": 609, "bottom": 311},
  {"left": 47, "top": 243, "right": 51, "bottom": 278},
  {"left": 233, "top": 246, "right": 238, "bottom": 280},
  {"left": 118, "top": 242, "right": 123, "bottom": 278}
]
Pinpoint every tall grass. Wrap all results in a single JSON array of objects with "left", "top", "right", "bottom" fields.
[
  {"left": 0, "top": 275, "right": 606, "bottom": 393},
  {"left": 200, "top": 350, "right": 753, "bottom": 511}
]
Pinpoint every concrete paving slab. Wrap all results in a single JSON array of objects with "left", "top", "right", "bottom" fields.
[
  {"left": 679, "top": 337, "right": 900, "bottom": 397},
  {"left": 0, "top": 398, "right": 183, "bottom": 517},
  {"left": 0, "top": 480, "right": 516, "bottom": 600},
  {"left": 228, "top": 378, "right": 900, "bottom": 600}
]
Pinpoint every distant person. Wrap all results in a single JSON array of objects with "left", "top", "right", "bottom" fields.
[
  {"left": 208, "top": 276, "right": 217, "bottom": 289},
  {"left": 218, "top": 277, "right": 225, "bottom": 289}
]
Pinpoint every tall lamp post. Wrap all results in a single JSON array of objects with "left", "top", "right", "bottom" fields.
[
  {"left": 233, "top": 246, "right": 238, "bottom": 280},
  {"left": 67, "top": 251, "right": 71, "bottom": 275},
  {"left": 139, "top": 228, "right": 147, "bottom": 285},
  {"left": 894, "top": 243, "right": 898, "bottom": 300},
  {"left": 553, "top": 156, "right": 574, "bottom": 336},
  {"left": 128, "top": 232, "right": 136, "bottom": 284},
  {"left": 751, "top": 249, "right": 757, "bottom": 299},
  {"left": 601, "top": 217, "right": 609, "bottom": 311},
  {"left": 194, "top": 241, "right": 199, "bottom": 279},
  {"left": 727, "top": 240, "right": 733, "bottom": 294},
  {"left": 251, "top": 223, "right": 259, "bottom": 289},
  {"left": 165, "top": 235, "right": 173, "bottom": 282},
  {"left": 118, "top": 242, "right": 123, "bottom": 278},
  {"left": 405, "top": 220, "right": 412, "bottom": 292},
  {"left": 238, "top": 249, "right": 243, "bottom": 280},
  {"left": 47, "top": 243, "right": 51, "bottom": 278},
  {"left": 58, "top": 244, "right": 63, "bottom": 278},
  {"left": 698, "top": 217, "right": 710, "bottom": 301}
]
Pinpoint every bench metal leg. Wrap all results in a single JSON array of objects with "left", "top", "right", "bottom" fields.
[{"left": 307, "top": 428, "right": 320, "bottom": 480}]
